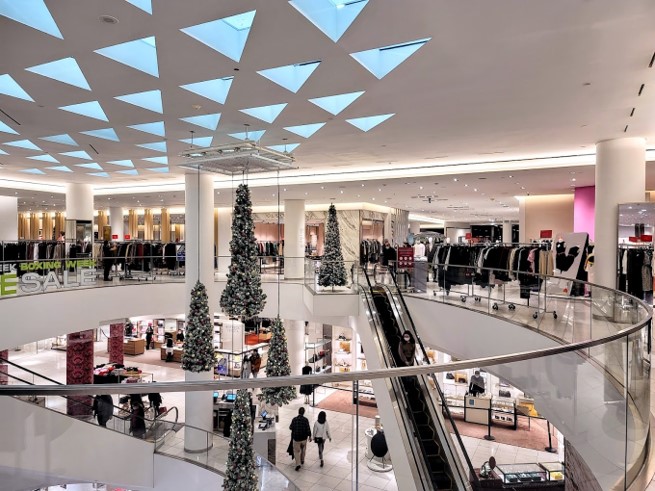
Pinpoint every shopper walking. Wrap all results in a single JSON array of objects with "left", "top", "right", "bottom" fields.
[
  {"left": 148, "top": 390, "right": 162, "bottom": 414},
  {"left": 250, "top": 349, "right": 262, "bottom": 378},
  {"left": 398, "top": 330, "right": 416, "bottom": 366},
  {"left": 145, "top": 325, "right": 154, "bottom": 349},
  {"left": 102, "top": 240, "right": 114, "bottom": 281},
  {"left": 469, "top": 370, "right": 486, "bottom": 396},
  {"left": 130, "top": 398, "right": 146, "bottom": 439},
  {"left": 289, "top": 407, "right": 311, "bottom": 471},
  {"left": 93, "top": 394, "right": 114, "bottom": 427},
  {"left": 313, "top": 411, "right": 332, "bottom": 467}
]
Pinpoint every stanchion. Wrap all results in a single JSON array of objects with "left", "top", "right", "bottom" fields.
[
  {"left": 545, "top": 420, "right": 557, "bottom": 453},
  {"left": 484, "top": 407, "right": 495, "bottom": 441}
]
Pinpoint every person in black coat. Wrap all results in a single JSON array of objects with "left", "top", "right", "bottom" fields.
[
  {"left": 300, "top": 365, "right": 314, "bottom": 404},
  {"left": 102, "top": 240, "right": 114, "bottom": 281},
  {"left": 130, "top": 398, "right": 146, "bottom": 439},
  {"left": 145, "top": 325, "right": 154, "bottom": 349}
]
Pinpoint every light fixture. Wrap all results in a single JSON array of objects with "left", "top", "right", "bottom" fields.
[{"left": 453, "top": 178, "right": 458, "bottom": 182}]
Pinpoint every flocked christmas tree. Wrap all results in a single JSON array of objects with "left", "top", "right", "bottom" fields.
[
  {"left": 181, "top": 281, "right": 215, "bottom": 372},
  {"left": 220, "top": 183, "right": 267, "bottom": 318},
  {"left": 258, "top": 317, "right": 296, "bottom": 406},
  {"left": 318, "top": 204, "right": 347, "bottom": 289},
  {"left": 223, "top": 389, "right": 258, "bottom": 491}
]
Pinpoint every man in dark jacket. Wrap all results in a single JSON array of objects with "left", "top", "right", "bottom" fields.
[{"left": 289, "top": 407, "right": 311, "bottom": 471}]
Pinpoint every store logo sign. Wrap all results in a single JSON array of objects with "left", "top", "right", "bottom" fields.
[{"left": 0, "top": 259, "right": 96, "bottom": 296}]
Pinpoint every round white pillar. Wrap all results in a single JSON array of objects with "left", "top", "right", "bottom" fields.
[
  {"left": 594, "top": 138, "right": 646, "bottom": 288},
  {"left": 502, "top": 222, "right": 513, "bottom": 244},
  {"left": 409, "top": 221, "right": 421, "bottom": 234},
  {"left": 284, "top": 200, "right": 305, "bottom": 279},
  {"left": 285, "top": 319, "right": 306, "bottom": 376},
  {"left": 0, "top": 196, "right": 18, "bottom": 241},
  {"left": 216, "top": 208, "right": 232, "bottom": 275},
  {"left": 65, "top": 183, "right": 93, "bottom": 222},
  {"left": 184, "top": 171, "right": 215, "bottom": 452},
  {"left": 109, "top": 206, "right": 124, "bottom": 241}
]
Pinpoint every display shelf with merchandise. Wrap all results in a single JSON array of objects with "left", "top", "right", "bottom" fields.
[
  {"left": 304, "top": 338, "right": 331, "bottom": 375},
  {"left": 215, "top": 343, "right": 269, "bottom": 379}
]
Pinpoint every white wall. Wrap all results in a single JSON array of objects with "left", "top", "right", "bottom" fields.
[
  {"left": 518, "top": 194, "right": 574, "bottom": 243},
  {"left": 0, "top": 397, "right": 153, "bottom": 489},
  {"left": 0, "top": 196, "right": 18, "bottom": 241}
]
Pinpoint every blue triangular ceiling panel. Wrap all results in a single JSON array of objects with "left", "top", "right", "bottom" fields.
[
  {"left": 0, "top": 0, "right": 62, "bottom": 38},
  {"left": 142, "top": 156, "right": 168, "bottom": 165},
  {"left": 289, "top": 0, "right": 368, "bottom": 42},
  {"left": 283, "top": 123, "right": 325, "bottom": 138},
  {"left": 180, "top": 113, "right": 221, "bottom": 131},
  {"left": 136, "top": 141, "right": 167, "bottom": 153},
  {"left": 26, "top": 57, "right": 90, "bottom": 90},
  {"left": 179, "top": 136, "right": 213, "bottom": 147},
  {"left": 75, "top": 163, "right": 103, "bottom": 170},
  {"left": 346, "top": 113, "right": 394, "bottom": 131},
  {"left": 309, "top": 91, "right": 364, "bottom": 115},
  {"left": 115, "top": 89, "right": 163, "bottom": 113},
  {"left": 40, "top": 134, "right": 77, "bottom": 146},
  {"left": 0, "top": 120, "right": 18, "bottom": 135},
  {"left": 181, "top": 10, "right": 256, "bottom": 62},
  {"left": 126, "top": 0, "right": 152, "bottom": 14},
  {"left": 228, "top": 130, "right": 265, "bottom": 142},
  {"left": 257, "top": 61, "right": 319, "bottom": 93},
  {"left": 27, "top": 154, "right": 59, "bottom": 163},
  {"left": 59, "top": 101, "right": 108, "bottom": 121},
  {"left": 106, "top": 160, "right": 134, "bottom": 168},
  {"left": 350, "top": 38, "right": 431, "bottom": 79},
  {"left": 128, "top": 121, "right": 165, "bottom": 137},
  {"left": 95, "top": 36, "right": 159, "bottom": 77},
  {"left": 59, "top": 150, "right": 92, "bottom": 160},
  {"left": 267, "top": 143, "right": 300, "bottom": 153},
  {"left": 80, "top": 128, "right": 119, "bottom": 141},
  {"left": 180, "top": 77, "right": 233, "bottom": 105},
  {"left": 4, "top": 139, "right": 41, "bottom": 151},
  {"left": 46, "top": 165, "right": 73, "bottom": 172},
  {"left": 0, "top": 74, "right": 34, "bottom": 101},
  {"left": 239, "top": 103, "right": 287, "bottom": 123}
]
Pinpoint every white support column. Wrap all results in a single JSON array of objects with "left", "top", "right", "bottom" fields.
[
  {"left": 285, "top": 319, "right": 306, "bottom": 376},
  {"left": 184, "top": 171, "right": 215, "bottom": 452},
  {"left": 0, "top": 196, "right": 18, "bottom": 241},
  {"left": 594, "top": 138, "right": 646, "bottom": 288},
  {"left": 284, "top": 199, "right": 305, "bottom": 280},
  {"left": 502, "top": 221, "right": 513, "bottom": 244},
  {"left": 216, "top": 208, "right": 232, "bottom": 275},
  {"left": 109, "top": 206, "right": 124, "bottom": 240},
  {"left": 65, "top": 183, "right": 93, "bottom": 222},
  {"left": 409, "top": 221, "right": 421, "bottom": 234}
]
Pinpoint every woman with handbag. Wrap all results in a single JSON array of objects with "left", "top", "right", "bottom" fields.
[{"left": 312, "top": 411, "right": 332, "bottom": 467}]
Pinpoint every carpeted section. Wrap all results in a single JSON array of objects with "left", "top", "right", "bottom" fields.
[
  {"left": 316, "top": 390, "right": 378, "bottom": 419},
  {"left": 445, "top": 415, "right": 557, "bottom": 452}
]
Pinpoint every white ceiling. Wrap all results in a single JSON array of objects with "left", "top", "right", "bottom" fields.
[{"left": 1, "top": 0, "right": 655, "bottom": 220}]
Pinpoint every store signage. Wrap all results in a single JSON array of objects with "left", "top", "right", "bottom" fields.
[
  {"left": 397, "top": 247, "right": 414, "bottom": 268},
  {"left": 540, "top": 230, "right": 553, "bottom": 239},
  {"left": 465, "top": 232, "right": 472, "bottom": 240},
  {"left": 0, "top": 259, "right": 96, "bottom": 296},
  {"left": 124, "top": 234, "right": 131, "bottom": 240},
  {"left": 112, "top": 235, "right": 118, "bottom": 239},
  {"left": 641, "top": 235, "right": 653, "bottom": 242}
]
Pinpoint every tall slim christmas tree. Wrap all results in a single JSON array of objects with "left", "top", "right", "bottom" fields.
[
  {"left": 223, "top": 389, "right": 258, "bottom": 491},
  {"left": 181, "top": 281, "right": 215, "bottom": 372},
  {"left": 318, "top": 204, "right": 347, "bottom": 289},
  {"left": 220, "top": 183, "right": 267, "bottom": 318},
  {"left": 258, "top": 317, "right": 296, "bottom": 406}
]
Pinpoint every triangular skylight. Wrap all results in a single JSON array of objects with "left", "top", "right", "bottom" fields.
[
  {"left": 27, "top": 154, "right": 59, "bottom": 163},
  {"left": 95, "top": 36, "right": 159, "bottom": 77},
  {"left": 146, "top": 167, "right": 169, "bottom": 173},
  {"left": 3, "top": 139, "right": 41, "bottom": 151},
  {"left": 117, "top": 169, "right": 139, "bottom": 176},
  {"left": 142, "top": 156, "right": 168, "bottom": 165},
  {"left": 283, "top": 123, "right": 325, "bottom": 138},
  {"left": 346, "top": 113, "right": 394, "bottom": 131},
  {"left": 106, "top": 160, "right": 134, "bottom": 168},
  {"left": 137, "top": 141, "right": 167, "bottom": 153},
  {"left": 309, "top": 91, "right": 364, "bottom": 115},
  {"left": 239, "top": 103, "right": 287, "bottom": 124},
  {"left": 0, "top": 74, "right": 34, "bottom": 101},
  {"left": 128, "top": 121, "right": 165, "bottom": 137},
  {"left": 21, "top": 168, "right": 46, "bottom": 175},
  {"left": 267, "top": 143, "right": 300, "bottom": 153},
  {"left": 26, "top": 57, "right": 90, "bottom": 90},
  {"left": 350, "top": 38, "right": 431, "bottom": 79},
  {"left": 0, "top": 0, "right": 63, "bottom": 39},
  {"left": 179, "top": 136, "right": 213, "bottom": 147},
  {"left": 181, "top": 10, "right": 256, "bottom": 62},
  {"left": 180, "top": 77, "right": 233, "bottom": 105},
  {"left": 228, "top": 130, "right": 266, "bottom": 142},
  {"left": 0, "top": 149, "right": 7, "bottom": 155},
  {"left": 75, "top": 162, "right": 103, "bottom": 170},
  {"left": 59, "top": 101, "right": 108, "bottom": 121},
  {"left": 115, "top": 89, "right": 163, "bottom": 114},
  {"left": 180, "top": 113, "right": 221, "bottom": 131},
  {"left": 40, "top": 134, "right": 77, "bottom": 146},
  {"left": 87, "top": 172, "right": 110, "bottom": 178},
  {"left": 289, "top": 0, "right": 368, "bottom": 42},
  {"left": 80, "top": 128, "right": 119, "bottom": 141},
  {"left": 257, "top": 61, "right": 320, "bottom": 93},
  {"left": 0, "top": 120, "right": 18, "bottom": 135},
  {"left": 59, "top": 150, "right": 91, "bottom": 160},
  {"left": 45, "top": 165, "right": 73, "bottom": 173},
  {"left": 125, "top": 0, "right": 152, "bottom": 14}
]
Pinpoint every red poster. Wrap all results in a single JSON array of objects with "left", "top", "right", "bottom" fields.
[
  {"left": 640, "top": 235, "right": 652, "bottom": 242},
  {"left": 465, "top": 232, "right": 472, "bottom": 240},
  {"left": 111, "top": 234, "right": 118, "bottom": 240},
  {"left": 540, "top": 230, "right": 553, "bottom": 239},
  {"left": 124, "top": 234, "right": 131, "bottom": 240},
  {"left": 397, "top": 247, "right": 414, "bottom": 268}
]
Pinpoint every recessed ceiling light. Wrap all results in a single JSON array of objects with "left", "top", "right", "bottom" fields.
[
  {"left": 283, "top": 188, "right": 287, "bottom": 192},
  {"left": 453, "top": 178, "right": 458, "bottom": 182},
  {"left": 419, "top": 186, "right": 423, "bottom": 190},
  {"left": 521, "top": 186, "right": 526, "bottom": 190},
  {"left": 464, "top": 184, "right": 468, "bottom": 187},
  {"left": 320, "top": 186, "right": 324, "bottom": 189},
  {"left": 340, "top": 190, "right": 343, "bottom": 194},
  {"left": 508, "top": 175, "right": 513, "bottom": 178},
  {"left": 361, "top": 184, "right": 365, "bottom": 187},
  {"left": 571, "top": 178, "right": 576, "bottom": 182},
  {"left": 100, "top": 15, "right": 119, "bottom": 24},
  {"left": 473, "top": 188, "right": 478, "bottom": 192},
  {"left": 372, "top": 198, "right": 375, "bottom": 201}
]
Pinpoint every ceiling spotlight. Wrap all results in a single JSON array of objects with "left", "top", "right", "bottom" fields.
[
  {"left": 283, "top": 188, "right": 287, "bottom": 192},
  {"left": 361, "top": 184, "right": 365, "bottom": 187},
  {"left": 100, "top": 14, "right": 119, "bottom": 24},
  {"left": 473, "top": 188, "right": 478, "bottom": 192},
  {"left": 419, "top": 186, "right": 423, "bottom": 190},
  {"left": 453, "top": 178, "right": 458, "bottom": 182},
  {"left": 340, "top": 190, "right": 343, "bottom": 194},
  {"left": 464, "top": 184, "right": 468, "bottom": 187},
  {"left": 571, "top": 178, "right": 577, "bottom": 182},
  {"left": 320, "top": 186, "right": 324, "bottom": 190},
  {"left": 521, "top": 186, "right": 526, "bottom": 190}
]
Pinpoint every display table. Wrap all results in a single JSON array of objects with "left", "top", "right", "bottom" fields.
[
  {"left": 160, "top": 346, "right": 183, "bottom": 362},
  {"left": 123, "top": 338, "right": 145, "bottom": 356},
  {"left": 464, "top": 395, "right": 491, "bottom": 425},
  {"left": 253, "top": 421, "right": 276, "bottom": 464}
]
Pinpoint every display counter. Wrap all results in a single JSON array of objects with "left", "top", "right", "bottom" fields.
[
  {"left": 160, "top": 346, "right": 183, "bottom": 362},
  {"left": 123, "top": 338, "right": 145, "bottom": 356}
]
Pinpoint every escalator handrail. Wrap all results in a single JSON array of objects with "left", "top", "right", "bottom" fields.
[
  {"left": 382, "top": 273, "right": 480, "bottom": 488},
  {"left": 356, "top": 279, "right": 435, "bottom": 490}
]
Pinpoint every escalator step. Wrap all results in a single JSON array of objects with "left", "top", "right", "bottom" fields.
[
  {"left": 420, "top": 440, "right": 441, "bottom": 455},
  {"left": 431, "top": 474, "right": 452, "bottom": 489}
]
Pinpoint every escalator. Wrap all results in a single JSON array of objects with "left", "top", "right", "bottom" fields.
[{"left": 370, "top": 284, "right": 457, "bottom": 489}]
